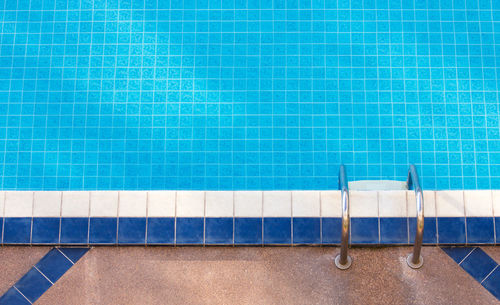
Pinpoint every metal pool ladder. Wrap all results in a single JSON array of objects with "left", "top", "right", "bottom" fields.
[
  {"left": 334, "top": 164, "right": 424, "bottom": 270},
  {"left": 335, "top": 164, "right": 352, "bottom": 270},
  {"left": 406, "top": 165, "right": 424, "bottom": 269}
]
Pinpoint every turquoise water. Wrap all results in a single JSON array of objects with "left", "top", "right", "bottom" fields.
[{"left": 0, "top": 0, "right": 499, "bottom": 190}]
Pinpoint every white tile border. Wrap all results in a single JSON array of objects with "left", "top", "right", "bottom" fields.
[
  {"left": 0, "top": 191, "right": 5, "bottom": 218},
  {"left": 263, "top": 191, "right": 291, "bottom": 217},
  {"left": 206, "top": 191, "right": 233, "bottom": 217},
  {"left": 493, "top": 190, "right": 500, "bottom": 217},
  {"left": 407, "top": 191, "right": 436, "bottom": 217},
  {"left": 61, "top": 191, "right": 90, "bottom": 217},
  {"left": 176, "top": 191, "right": 205, "bottom": 217},
  {"left": 4, "top": 191, "right": 33, "bottom": 217},
  {"left": 33, "top": 191, "right": 61, "bottom": 217},
  {"left": 90, "top": 191, "right": 119, "bottom": 217},
  {"left": 148, "top": 191, "right": 176, "bottom": 217},
  {"left": 0, "top": 190, "right": 498, "bottom": 218},
  {"left": 464, "top": 190, "right": 493, "bottom": 217},
  {"left": 292, "top": 191, "right": 320, "bottom": 217},
  {"left": 119, "top": 191, "right": 147, "bottom": 217},
  {"left": 234, "top": 191, "right": 262, "bottom": 217},
  {"left": 435, "top": 191, "right": 465, "bottom": 217},
  {"left": 320, "top": 191, "right": 341, "bottom": 217},
  {"left": 378, "top": 191, "right": 407, "bottom": 217},
  {"left": 349, "top": 191, "right": 378, "bottom": 217}
]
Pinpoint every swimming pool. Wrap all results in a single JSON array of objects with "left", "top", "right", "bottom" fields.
[{"left": 0, "top": 0, "right": 499, "bottom": 190}]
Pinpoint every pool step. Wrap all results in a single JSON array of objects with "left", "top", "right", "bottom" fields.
[
  {"left": 349, "top": 180, "right": 408, "bottom": 191},
  {"left": 337, "top": 165, "right": 424, "bottom": 270}
]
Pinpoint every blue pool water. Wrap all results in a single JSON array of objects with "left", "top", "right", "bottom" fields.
[{"left": 0, "top": 0, "right": 499, "bottom": 190}]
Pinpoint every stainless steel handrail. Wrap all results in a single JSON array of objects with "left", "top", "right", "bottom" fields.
[
  {"left": 406, "top": 164, "right": 424, "bottom": 269},
  {"left": 335, "top": 164, "right": 352, "bottom": 270}
]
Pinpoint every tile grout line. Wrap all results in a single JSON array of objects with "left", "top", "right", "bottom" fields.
[
  {"left": 58, "top": 192, "right": 63, "bottom": 244},
  {"left": 33, "top": 266, "right": 54, "bottom": 285},
  {"left": 145, "top": 192, "right": 149, "bottom": 245},
  {"left": 458, "top": 247, "right": 477, "bottom": 265},
  {"left": 116, "top": 192, "right": 120, "bottom": 245},
  {"left": 174, "top": 191, "right": 177, "bottom": 245},
  {"left": 406, "top": 191, "right": 409, "bottom": 244},
  {"left": 56, "top": 248, "right": 75, "bottom": 265},
  {"left": 29, "top": 191, "right": 34, "bottom": 245},
  {"left": 406, "top": 192, "right": 410, "bottom": 245},
  {"left": 12, "top": 286, "right": 33, "bottom": 305},
  {"left": 319, "top": 191, "right": 322, "bottom": 245},
  {"left": 290, "top": 191, "right": 293, "bottom": 245},
  {"left": 261, "top": 191, "right": 264, "bottom": 246},
  {"left": 232, "top": 191, "right": 235, "bottom": 246},
  {"left": 491, "top": 190, "right": 496, "bottom": 244},
  {"left": 377, "top": 191, "right": 380, "bottom": 244},
  {"left": 434, "top": 191, "right": 439, "bottom": 245},
  {"left": 463, "top": 191, "right": 467, "bottom": 245},
  {"left": 480, "top": 264, "right": 499, "bottom": 284},
  {"left": 87, "top": 192, "right": 92, "bottom": 245},
  {"left": 203, "top": 191, "right": 206, "bottom": 246},
  {"left": 1, "top": 191, "right": 5, "bottom": 245}
]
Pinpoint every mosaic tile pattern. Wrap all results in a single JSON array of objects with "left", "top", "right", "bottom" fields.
[{"left": 0, "top": 0, "right": 500, "bottom": 190}]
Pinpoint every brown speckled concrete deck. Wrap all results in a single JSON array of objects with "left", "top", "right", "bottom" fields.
[
  {"left": 483, "top": 246, "right": 500, "bottom": 263},
  {"left": 0, "top": 246, "right": 50, "bottom": 296},
  {"left": 27, "top": 246, "right": 498, "bottom": 305}
]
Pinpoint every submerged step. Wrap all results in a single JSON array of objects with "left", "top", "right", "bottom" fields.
[{"left": 348, "top": 180, "right": 408, "bottom": 191}]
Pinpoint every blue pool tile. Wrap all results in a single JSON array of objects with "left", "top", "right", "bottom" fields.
[
  {"left": 496, "top": 217, "right": 500, "bottom": 245},
  {"left": 58, "top": 248, "right": 90, "bottom": 263},
  {"left": 3, "top": 218, "right": 31, "bottom": 244},
  {"left": 293, "top": 218, "right": 320, "bottom": 244},
  {"left": 205, "top": 218, "right": 233, "bottom": 245},
  {"left": 466, "top": 217, "right": 495, "bottom": 244},
  {"left": 351, "top": 218, "right": 379, "bottom": 244},
  {"left": 118, "top": 218, "right": 146, "bottom": 244},
  {"left": 380, "top": 218, "right": 408, "bottom": 244},
  {"left": 176, "top": 218, "right": 204, "bottom": 244},
  {"left": 15, "top": 268, "right": 52, "bottom": 303},
  {"left": 441, "top": 246, "right": 475, "bottom": 264},
  {"left": 0, "top": 287, "right": 31, "bottom": 305},
  {"left": 35, "top": 249, "right": 73, "bottom": 283},
  {"left": 60, "top": 218, "right": 88, "bottom": 244},
  {"left": 460, "top": 248, "right": 498, "bottom": 282},
  {"left": 89, "top": 218, "right": 117, "bottom": 244},
  {"left": 32, "top": 218, "right": 60, "bottom": 244},
  {"left": 438, "top": 217, "right": 466, "bottom": 244},
  {"left": 147, "top": 217, "right": 175, "bottom": 244},
  {"left": 263, "top": 218, "right": 291, "bottom": 245},
  {"left": 321, "top": 218, "right": 342, "bottom": 244},
  {"left": 482, "top": 266, "right": 500, "bottom": 299},
  {"left": 409, "top": 217, "right": 437, "bottom": 244},
  {"left": 0, "top": 218, "right": 2, "bottom": 244},
  {"left": 234, "top": 218, "right": 262, "bottom": 245}
]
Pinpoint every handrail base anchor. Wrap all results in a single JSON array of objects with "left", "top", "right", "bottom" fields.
[
  {"left": 335, "top": 254, "right": 352, "bottom": 270},
  {"left": 406, "top": 253, "right": 424, "bottom": 269}
]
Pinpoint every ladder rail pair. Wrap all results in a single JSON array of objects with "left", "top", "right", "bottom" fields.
[{"left": 334, "top": 164, "right": 424, "bottom": 270}]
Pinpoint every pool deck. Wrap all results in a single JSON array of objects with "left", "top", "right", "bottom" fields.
[{"left": 1, "top": 246, "right": 498, "bottom": 305}]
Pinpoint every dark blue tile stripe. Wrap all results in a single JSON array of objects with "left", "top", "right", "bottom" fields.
[
  {"left": 0, "top": 217, "right": 498, "bottom": 246},
  {"left": 0, "top": 247, "right": 90, "bottom": 304},
  {"left": 441, "top": 247, "right": 500, "bottom": 301},
  {"left": 0, "top": 287, "right": 31, "bottom": 305}
]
